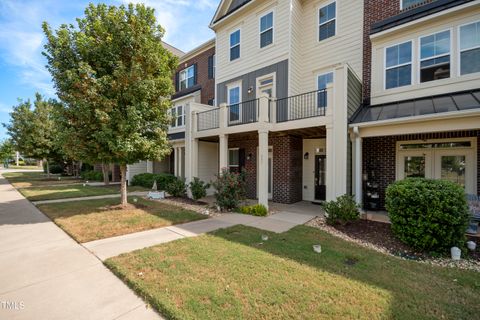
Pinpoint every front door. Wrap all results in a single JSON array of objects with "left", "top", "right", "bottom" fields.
[{"left": 314, "top": 155, "right": 326, "bottom": 201}]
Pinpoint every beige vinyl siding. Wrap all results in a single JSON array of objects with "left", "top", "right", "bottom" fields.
[
  {"left": 347, "top": 68, "right": 362, "bottom": 118},
  {"left": 293, "top": 0, "right": 363, "bottom": 94},
  {"left": 289, "top": 0, "right": 304, "bottom": 96},
  {"left": 127, "top": 161, "right": 148, "bottom": 184},
  {"left": 215, "top": 0, "right": 290, "bottom": 84},
  {"left": 153, "top": 157, "right": 171, "bottom": 174},
  {"left": 371, "top": 7, "right": 480, "bottom": 105},
  {"left": 198, "top": 141, "right": 219, "bottom": 195}
]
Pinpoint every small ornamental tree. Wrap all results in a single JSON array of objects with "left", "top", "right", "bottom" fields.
[
  {"left": 43, "top": 3, "right": 178, "bottom": 206},
  {"left": 0, "top": 139, "right": 15, "bottom": 168},
  {"left": 3, "top": 94, "right": 59, "bottom": 177}
]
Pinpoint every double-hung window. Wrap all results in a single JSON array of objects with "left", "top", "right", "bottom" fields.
[
  {"left": 230, "top": 30, "right": 241, "bottom": 61},
  {"left": 260, "top": 12, "right": 273, "bottom": 48},
  {"left": 228, "top": 86, "right": 241, "bottom": 123},
  {"left": 317, "top": 72, "right": 333, "bottom": 108},
  {"left": 319, "top": 2, "right": 336, "bottom": 41},
  {"left": 460, "top": 21, "right": 480, "bottom": 75},
  {"left": 179, "top": 65, "right": 194, "bottom": 90},
  {"left": 420, "top": 30, "right": 450, "bottom": 82},
  {"left": 170, "top": 105, "right": 184, "bottom": 128},
  {"left": 401, "top": 0, "right": 426, "bottom": 10},
  {"left": 228, "top": 148, "right": 240, "bottom": 172},
  {"left": 385, "top": 41, "right": 412, "bottom": 89}
]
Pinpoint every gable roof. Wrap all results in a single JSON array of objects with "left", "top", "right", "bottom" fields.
[{"left": 210, "top": 0, "right": 253, "bottom": 28}]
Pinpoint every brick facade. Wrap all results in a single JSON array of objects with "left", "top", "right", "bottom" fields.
[
  {"left": 229, "top": 134, "right": 303, "bottom": 204},
  {"left": 175, "top": 46, "right": 215, "bottom": 105},
  {"left": 363, "top": 130, "right": 480, "bottom": 209}
]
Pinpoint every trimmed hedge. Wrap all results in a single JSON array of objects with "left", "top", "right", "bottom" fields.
[
  {"left": 322, "top": 194, "right": 360, "bottom": 225},
  {"left": 239, "top": 204, "right": 268, "bottom": 216},
  {"left": 386, "top": 178, "right": 469, "bottom": 252},
  {"left": 131, "top": 173, "right": 176, "bottom": 190}
]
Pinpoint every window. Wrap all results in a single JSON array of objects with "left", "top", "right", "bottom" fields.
[
  {"left": 228, "top": 148, "right": 239, "bottom": 170},
  {"left": 460, "top": 21, "right": 480, "bottom": 75},
  {"left": 179, "top": 65, "right": 194, "bottom": 90},
  {"left": 420, "top": 30, "right": 450, "bottom": 83},
  {"left": 317, "top": 72, "right": 333, "bottom": 108},
  {"left": 208, "top": 54, "right": 215, "bottom": 79},
  {"left": 385, "top": 41, "right": 412, "bottom": 89},
  {"left": 319, "top": 2, "right": 336, "bottom": 41},
  {"left": 228, "top": 86, "right": 241, "bottom": 122},
  {"left": 230, "top": 30, "right": 240, "bottom": 61},
  {"left": 401, "top": 0, "right": 426, "bottom": 10},
  {"left": 260, "top": 12, "right": 273, "bottom": 48},
  {"left": 170, "top": 105, "right": 184, "bottom": 128}
]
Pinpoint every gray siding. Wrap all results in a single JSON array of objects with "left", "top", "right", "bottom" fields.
[
  {"left": 347, "top": 69, "right": 362, "bottom": 118},
  {"left": 216, "top": 59, "right": 289, "bottom": 105}
]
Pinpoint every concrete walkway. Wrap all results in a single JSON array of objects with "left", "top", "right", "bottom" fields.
[
  {"left": 32, "top": 191, "right": 149, "bottom": 205},
  {"left": 84, "top": 206, "right": 319, "bottom": 261},
  {"left": 0, "top": 174, "right": 162, "bottom": 320}
]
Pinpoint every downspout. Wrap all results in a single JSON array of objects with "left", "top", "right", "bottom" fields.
[{"left": 353, "top": 126, "right": 363, "bottom": 206}]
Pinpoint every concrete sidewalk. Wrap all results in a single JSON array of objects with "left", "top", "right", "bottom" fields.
[
  {"left": 0, "top": 175, "right": 162, "bottom": 320},
  {"left": 84, "top": 207, "right": 319, "bottom": 261}
]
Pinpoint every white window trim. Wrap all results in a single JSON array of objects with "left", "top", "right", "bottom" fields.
[
  {"left": 212, "top": 54, "right": 216, "bottom": 78},
  {"left": 256, "top": 72, "right": 276, "bottom": 99},
  {"left": 316, "top": 71, "right": 334, "bottom": 109},
  {"left": 417, "top": 28, "right": 452, "bottom": 83},
  {"left": 229, "top": 28, "right": 241, "bottom": 61},
  {"left": 179, "top": 65, "right": 194, "bottom": 90},
  {"left": 228, "top": 147, "right": 240, "bottom": 169},
  {"left": 458, "top": 20, "right": 480, "bottom": 77},
  {"left": 170, "top": 105, "right": 185, "bottom": 129},
  {"left": 383, "top": 40, "right": 413, "bottom": 90},
  {"left": 259, "top": 10, "right": 274, "bottom": 49},
  {"left": 318, "top": 1, "right": 337, "bottom": 43},
  {"left": 227, "top": 81, "right": 242, "bottom": 124}
]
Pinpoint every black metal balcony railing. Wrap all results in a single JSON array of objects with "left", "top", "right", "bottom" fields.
[
  {"left": 197, "top": 108, "right": 219, "bottom": 131},
  {"left": 227, "top": 98, "right": 259, "bottom": 126},
  {"left": 275, "top": 89, "right": 327, "bottom": 123}
]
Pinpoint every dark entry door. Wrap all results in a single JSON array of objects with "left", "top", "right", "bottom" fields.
[{"left": 314, "top": 155, "right": 326, "bottom": 201}]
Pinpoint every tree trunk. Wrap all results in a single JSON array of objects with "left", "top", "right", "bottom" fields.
[
  {"left": 102, "top": 163, "right": 110, "bottom": 185},
  {"left": 120, "top": 164, "right": 128, "bottom": 207},
  {"left": 46, "top": 159, "right": 50, "bottom": 179}
]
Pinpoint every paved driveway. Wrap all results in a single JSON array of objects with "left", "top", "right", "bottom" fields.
[{"left": 0, "top": 173, "right": 162, "bottom": 320}]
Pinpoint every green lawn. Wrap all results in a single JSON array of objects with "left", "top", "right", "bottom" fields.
[
  {"left": 3, "top": 171, "right": 81, "bottom": 188},
  {"left": 106, "top": 225, "right": 480, "bottom": 320},
  {"left": 6, "top": 165, "right": 42, "bottom": 170},
  {"left": 19, "top": 184, "right": 147, "bottom": 201},
  {"left": 38, "top": 197, "right": 207, "bottom": 242}
]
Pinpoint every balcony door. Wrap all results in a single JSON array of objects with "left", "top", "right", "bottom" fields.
[{"left": 396, "top": 139, "right": 476, "bottom": 194}]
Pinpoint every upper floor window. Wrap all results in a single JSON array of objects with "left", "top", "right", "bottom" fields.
[
  {"left": 179, "top": 65, "right": 194, "bottom": 90},
  {"left": 228, "top": 85, "right": 241, "bottom": 122},
  {"left": 260, "top": 12, "right": 273, "bottom": 48},
  {"left": 385, "top": 41, "right": 412, "bottom": 89},
  {"left": 170, "top": 105, "right": 184, "bottom": 128},
  {"left": 319, "top": 2, "right": 336, "bottom": 41},
  {"left": 460, "top": 21, "right": 480, "bottom": 75},
  {"left": 208, "top": 54, "right": 215, "bottom": 79},
  {"left": 401, "top": 0, "right": 426, "bottom": 10},
  {"left": 230, "top": 30, "right": 241, "bottom": 61},
  {"left": 420, "top": 30, "right": 450, "bottom": 83},
  {"left": 317, "top": 72, "right": 333, "bottom": 108}
]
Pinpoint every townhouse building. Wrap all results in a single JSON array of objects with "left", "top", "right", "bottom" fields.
[{"left": 350, "top": 0, "right": 480, "bottom": 210}]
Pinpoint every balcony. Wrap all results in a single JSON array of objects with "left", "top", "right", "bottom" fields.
[
  {"left": 275, "top": 89, "right": 326, "bottom": 123},
  {"left": 227, "top": 98, "right": 259, "bottom": 126},
  {"left": 197, "top": 108, "right": 219, "bottom": 131}
]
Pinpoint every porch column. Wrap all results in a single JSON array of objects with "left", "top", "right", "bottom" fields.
[
  {"left": 326, "top": 124, "right": 335, "bottom": 201},
  {"left": 353, "top": 127, "right": 363, "bottom": 205},
  {"left": 258, "top": 129, "right": 269, "bottom": 209},
  {"left": 219, "top": 134, "right": 228, "bottom": 173},
  {"left": 146, "top": 160, "right": 153, "bottom": 173}
]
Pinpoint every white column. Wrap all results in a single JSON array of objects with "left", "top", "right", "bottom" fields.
[
  {"left": 326, "top": 124, "right": 335, "bottom": 201},
  {"left": 174, "top": 147, "right": 179, "bottom": 177},
  {"left": 219, "top": 134, "right": 228, "bottom": 173},
  {"left": 258, "top": 94, "right": 269, "bottom": 123},
  {"left": 219, "top": 103, "right": 228, "bottom": 129},
  {"left": 354, "top": 127, "right": 363, "bottom": 205},
  {"left": 146, "top": 160, "right": 153, "bottom": 173},
  {"left": 258, "top": 129, "right": 269, "bottom": 209}
]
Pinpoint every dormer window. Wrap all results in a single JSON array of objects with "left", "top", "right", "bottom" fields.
[
  {"left": 460, "top": 21, "right": 480, "bottom": 75},
  {"left": 179, "top": 65, "right": 195, "bottom": 90},
  {"left": 420, "top": 30, "right": 450, "bottom": 83},
  {"left": 230, "top": 29, "right": 241, "bottom": 61},
  {"left": 385, "top": 41, "right": 412, "bottom": 89},
  {"left": 170, "top": 105, "right": 184, "bottom": 128}
]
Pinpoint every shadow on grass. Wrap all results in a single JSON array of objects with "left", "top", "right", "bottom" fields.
[{"left": 210, "top": 224, "right": 480, "bottom": 319}]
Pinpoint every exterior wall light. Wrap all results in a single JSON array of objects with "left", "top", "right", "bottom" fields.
[{"left": 304, "top": 152, "right": 309, "bottom": 160}]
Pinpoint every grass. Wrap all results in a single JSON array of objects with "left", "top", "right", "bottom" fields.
[
  {"left": 6, "top": 165, "right": 42, "bottom": 170},
  {"left": 18, "top": 184, "right": 147, "bottom": 201},
  {"left": 106, "top": 225, "right": 480, "bottom": 320},
  {"left": 3, "top": 171, "right": 82, "bottom": 188},
  {"left": 37, "top": 197, "right": 207, "bottom": 243}
]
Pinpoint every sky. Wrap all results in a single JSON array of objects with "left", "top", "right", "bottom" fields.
[{"left": 0, "top": 0, "right": 218, "bottom": 140}]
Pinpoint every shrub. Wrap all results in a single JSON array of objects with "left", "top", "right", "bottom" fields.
[
  {"left": 44, "top": 162, "right": 63, "bottom": 174},
  {"left": 322, "top": 194, "right": 360, "bottom": 225},
  {"left": 386, "top": 178, "right": 469, "bottom": 252},
  {"left": 165, "top": 177, "right": 187, "bottom": 197},
  {"left": 131, "top": 173, "right": 176, "bottom": 190},
  {"left": 81, "top": 170, "right": 103, "bottom": 181},
  {"left": 189, "top": 177, "right": 210, "bottom": 201},
  {"left": 212, "top": 168, "right": 246, "bottom": 210},
  {"left": 240, "top": 204, "right": 268, "bottom": 216}
]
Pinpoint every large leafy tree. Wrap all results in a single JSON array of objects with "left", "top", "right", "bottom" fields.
[
  {"left": 42, "top": 3, "right": 177, "bottom": 206},
  {"left": 3, "top": 94, "right": 58, "bottom": 176}
]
